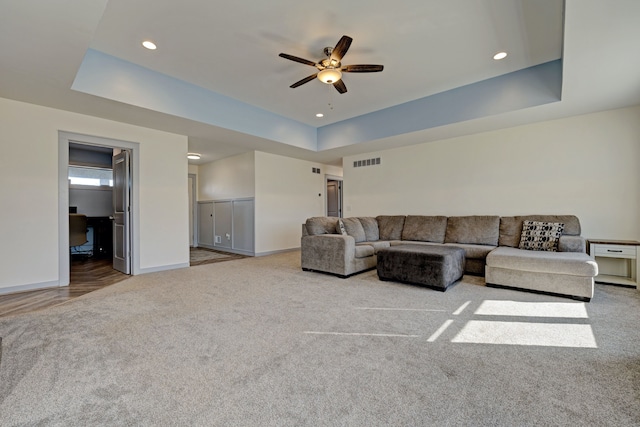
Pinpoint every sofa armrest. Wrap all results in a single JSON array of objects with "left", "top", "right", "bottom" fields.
[
  {"left": 558, "top": 235, "right": 586, "bottom": 253},
  {"left": 301, "top": 234, "right": 356, "bottom": 276}
]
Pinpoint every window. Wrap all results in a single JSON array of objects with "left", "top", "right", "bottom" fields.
[{"left": 68, "top": 166, "right": 113, "bottom": 187}]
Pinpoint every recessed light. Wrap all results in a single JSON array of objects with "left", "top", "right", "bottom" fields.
[
  {"left": 493, "top": 51, "right": 507, "bottom": 60},
  {"left": 187, "top": 153, "right": 201, "bottom": 160},
  {"left": 142, "top": 40, "right": 157, "bottom": 50},
  {"left": 316, "top": 113, "right": 324, "bottom": 118}
]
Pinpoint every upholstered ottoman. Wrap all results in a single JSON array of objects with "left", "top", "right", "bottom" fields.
[{"left": 377, "top": 244, "right": 465, "bottom": 291}]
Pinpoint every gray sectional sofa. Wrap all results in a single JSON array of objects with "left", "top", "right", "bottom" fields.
[{"left": 301, "top": 215, "right": 598, "bottom": 301}]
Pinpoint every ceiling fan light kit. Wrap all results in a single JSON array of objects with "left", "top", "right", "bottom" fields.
[
  {"left": 279, "top": 35, "right": 384, "bottom": 94},
  {"left": 317, "top": 68, "right": 342, "bottom": 84}
]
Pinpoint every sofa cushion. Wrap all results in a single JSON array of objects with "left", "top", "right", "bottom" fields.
[
  {"left": 354, "top": 245, "right": 375, "bottom": 258},
  {"left": 444, "top": 243, "right": 496, "bottom": 260},
  {"left": 306, "top": 217, "right": 339, "bottom": 235},
  {"left": 401, "top": 215, "right": 448, "bottom": 243},
  {"left": 519, "top": 221, "right": 564, "bottom": 252},
  {"left": 499, "top": 215, "right": 581, "bottom": 247},
  {"left": 558, "top": 235, "right": 586, "bottom": 253},
  {"left": 357, "top": 241, "right": 390, "bottom": 254},
  {"left": 358, "top": 217, "right": 380, "bottom": 241},
  {"left": 376, "top": 216, "right": 406, "bottom": 241},
  {"left": 445, "top": 216, "right": 500, "bottom": 245},
  {"left": 341, "top": 217, "right": 367, "bottom": 243}
]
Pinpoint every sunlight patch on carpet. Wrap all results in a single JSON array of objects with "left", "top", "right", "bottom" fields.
[
  {"left": 451, "top": 320, "right": 597, "bottom": 348},
  {"left": 474, "top": 300, "right": 589, "bottom": 318}
]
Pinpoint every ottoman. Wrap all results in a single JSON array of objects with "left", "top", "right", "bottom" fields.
[{"left": 377, "top": 244, "right": 465, "bottom": 291}]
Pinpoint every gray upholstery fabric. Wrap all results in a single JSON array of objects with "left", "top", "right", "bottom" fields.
[
  {"left": 354, "top": 245, "right": 375, "bottom": 258},
  {"left": 558, "top": 235, "right": 586, "bottom": 253},
  {"left": 357, "top": 241, "right": 390, "bottom": 254},
  {"left": 486, "top": 247, "right": 597, "bottom": 276},
  {"left": 377, "top": 245, "right": 464, "bottom": 290},
  {"left": 357, "top": 217, "right": 380, "bottom": 241},
  {"left": 445, "top": 216, "right": 500, "bottom": 245},
  {"left": 301, "top": 234, "right": 376, "bottom": 277},
  {"left": 401, "top": 215, "right": 448, "bottom": 243},
  {"left": 444, "top": 243, "right": 496, "bottom": 260},
  {"left": 499, "top": 215, "right": 581, "bottom": 247},
  {"left": 486, "top": 266, "right": 594, "bottom": 300},
  {"left": 305, "top": 217, "right": 339, "bottom": 236},
  {"left": 463, "top": 258, "right": 486, "bottom": 276},
  {"left": 376, "top": 216, "right": 406, "bottom": 241},
  {"left": 341, "top": 217, "right": 367, "bottom": 243}
]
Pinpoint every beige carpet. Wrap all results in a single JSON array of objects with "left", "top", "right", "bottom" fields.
[{"left": 1, "top": 250, "right": 639, "bottom": 426}]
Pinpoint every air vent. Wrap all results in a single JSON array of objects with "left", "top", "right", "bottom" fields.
[
  {"left": 312, "top": 167, "right": 321, "bottom": 174},
  {"left": 353, "top": 157, "right": 381, "bottom": 168}
]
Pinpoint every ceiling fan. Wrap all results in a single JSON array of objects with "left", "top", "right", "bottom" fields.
[{"left": 279, "top": 35, "right": 384, "bottom": 94}]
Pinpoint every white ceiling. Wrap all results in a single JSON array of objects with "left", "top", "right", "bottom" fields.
[{"left": 0, "top": 0, "right": 639, "bottom": 166}]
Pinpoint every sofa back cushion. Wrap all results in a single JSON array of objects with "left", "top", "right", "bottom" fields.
[
  {"left": 445, "top": 216, "right": 500, "bottom": 245},
  {"left": 401, "top": 215, "right": 448, "bottom": 243},
  {"left": 499, "top": 215, "right": 581, "bottom": 247},
  {"left": 305, "top": 217, "right": 339, "bottom": 236},
  {"left": 376, "top": 216, "right": 406, "bottom": 241},
  {"left": 357, "top": 217, "right": 380, "bottom": 241},
  {"left": 342, "top": 217, "right": 367, "bottom": 243}
]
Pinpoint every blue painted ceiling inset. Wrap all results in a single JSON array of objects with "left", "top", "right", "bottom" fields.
[{"left": 72, "top": 49, "right": 562, "bottom": 153}]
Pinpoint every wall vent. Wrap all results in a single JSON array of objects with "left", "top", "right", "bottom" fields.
[
  {"left": 312, "top": 167, "right": 321, "bottom": 174},
  {"left": 353, "top": 157, "right": 381, "bottom": 168}
]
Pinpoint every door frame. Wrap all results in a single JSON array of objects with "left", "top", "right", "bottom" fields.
[
  {"left": 189, "top": 173, "right": 198, "bottom": 247},
  {"left": 58, "top": 131, "right": 140, "bottom": 286},
  {"left": 325, "top": 174, "right": 343, "bottom": 218}
]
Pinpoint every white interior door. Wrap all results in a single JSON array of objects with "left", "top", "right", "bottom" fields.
[{"left": 112, "top": 150, "right": 131, "bottom": 274}]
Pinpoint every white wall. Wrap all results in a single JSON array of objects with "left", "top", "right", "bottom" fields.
[
  {"left": 0, "top": 97, "right": 189, "bottom": 293},
  {"left": 343, "top": 106, "right": 640, "bottom": 240},
  {"left": 254, "top": 151, "right": 332, "bottom": 254},
  {"left": 69, "top": 187, "right": 113, "bottom": 217},
  {"left": 198, "top": 151, "right": 255, "bottom": 200}
]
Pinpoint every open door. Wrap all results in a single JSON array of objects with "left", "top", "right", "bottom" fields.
[
  {"left": 327, "top": 179, "right": 342, "bottom": 217},
  {"left": 112, "top": 150, "right": 131, "bottom": 274}
]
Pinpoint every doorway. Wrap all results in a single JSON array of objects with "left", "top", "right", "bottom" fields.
[
  {"left": 326, "top": 176, "right": 343, "bottom": 218},
  {"left": 188, "top": 173, "right": 197, "bottom": 247},
  {"left": 58, "top": 132, "right": 138, "bottom": 287}
]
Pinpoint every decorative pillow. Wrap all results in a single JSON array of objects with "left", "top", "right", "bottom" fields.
[
  {"left": 518, "top": 221, "right": 564, "bottom": 252},
  {"left": 337, "top": 219, "right": 347, "bottom": 235}
]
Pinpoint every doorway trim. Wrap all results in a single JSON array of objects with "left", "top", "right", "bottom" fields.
[
  {"left": 58, "top": 131, "right": 140, "bottom": 286},
  {"left": 189, "top": 173, "right": 198, "bottom": 247},
  {"left": 325, "top": 174, "right": 343, "bottom": 218}
]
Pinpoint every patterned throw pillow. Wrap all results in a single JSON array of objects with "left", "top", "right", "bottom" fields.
[
  {"left": 518, "top": 220, "right": 564, "bottom": 252},
  {"left": 337, "top": 219, "right": 347, "bottom": 235}
]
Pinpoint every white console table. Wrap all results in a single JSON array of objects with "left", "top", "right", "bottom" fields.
[{"left": 588, "top": 239, "right": 640, "bottom": 288}]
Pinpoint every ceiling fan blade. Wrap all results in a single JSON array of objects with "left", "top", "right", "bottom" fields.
[
  {"left": 330, "top": 36, "right": 352, "bottom": 62},
  {"left": 342, "top": 64, "right": 384, "bottom": 72},
  {"left": 333, "top": 79, "right": 347, "bottom": 94},
  {"left": 290, "top": 73, "right": 318, "bottom": 88},
  {"left": 279, "top": 53, "right": 317, "bottom": 67}
]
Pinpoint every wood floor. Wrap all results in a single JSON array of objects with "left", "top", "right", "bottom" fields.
[{"left": 0, "top": 258, "right": 129, "bottom": 319}]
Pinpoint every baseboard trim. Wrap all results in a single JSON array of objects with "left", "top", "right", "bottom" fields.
[
  {"left": 137, "top": 263, "right": 190, "bottom": 275},
  {"left": 255, "top": 247, "right": 300, "bottom": 257},
  {"left": 0, "top": 280, "right": 61, "bottom": 296}
]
